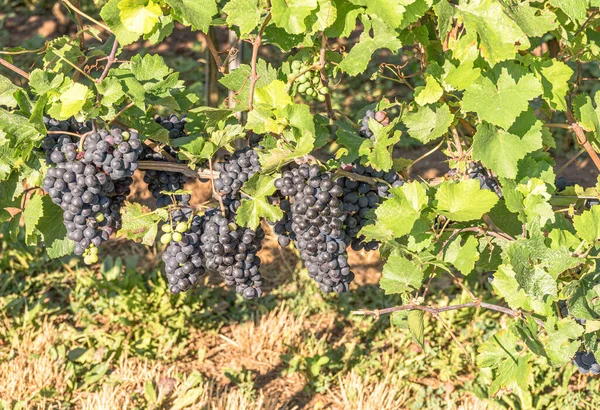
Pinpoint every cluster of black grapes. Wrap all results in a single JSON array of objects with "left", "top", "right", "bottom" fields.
[
  {"left": 160, "top": 208, "right": 206, "bottom": 294},
  {"left": 359, "top": 110, "right": 390, "bottom": 140},
  {"left": 142, "top": 115, "right": 191, "bottom": 207},
  {"left": 574, "top": 351, "right": 600, "bottom": 375},
  {"left": 214, "top": 147, "right": 261, "bottom": 212},
  {"left": 274, "top": 164, "right": 354, "bottom": 293},
  {"left": 290, "top": 58, "right": 329, "bottom": 102},
  {"left": 467, "top": 162, "right": 503, "bottom": 198},
  {"left": 556, "top": 300, "right": 598, "bottom": 375},
  {"left": 41, "top": 119, "right": 141, "bottom": 263},
  {"left": 200, "top": 208, "right": 265, "bottom": 299},
  {"left": 338, "top": 162, "right": 403, "bottom": 251}
]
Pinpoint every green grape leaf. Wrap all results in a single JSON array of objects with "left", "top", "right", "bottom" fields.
[
  {"left": 403, "top": 103, "right": 454, "bottom": 143},
  {"left": 146, "top": 15, "right": 175, "bottom": 44},
  {"left": 130, "top": 54, "right": 172, "bottom": 81},
  {"left": 0, "top": 75, "right": 19, "bottom": 108},
  {"left": 472, "top": 118, "right": 543, "bottom": 179},
  {"left": 530, "top": 59, "right": 574, "bottom": 112},
  {"left": 37, "top": 196, "right": 73, "bottom": 259},
  {"left": 23, "top": 191, "right": 44, "bottom": 242},
  {"left": 223, "top": 0, "right": 265, "bottom": 36},
  {"left": 573, "top": 205, "right": 600, "bottom": 244},
  {"left": 457, "top": 0, "right": 529, "bottom": 65},
  {"left": 308, "top": 0, "right": 338, "bottom": 33},
  {"left": 543, "top": 317, "right": 585, "bottom": 366},
  {"left": 101, "top": 0, "right": 141, "bottom": 46},
  {"left": 380, "top": 252, "right": 424, "bottom": 294},
  {"left": 477, "top": 328, "right": 533, "bottom": 396},
  {"left": 443, "top": 235, "right": 480, "bottom": 275},
  {"left": 338, "top": 15, "right": 402, "bottom": 76},
  {"left": 97, "top": 77, "right": 125, "bottom": 107},
  {"left": 271, "top": 0, "right": 318, "bottom": 34},
  {"left": 118, "top": 0, "right": 162, "bottom": 35},
  {"left": 407, "top": 310, "right": 425, "bottom": 349},
  {"left": 566, "top": 269, "right": 600, "bottom": 320},
  {"left": 502, "top": 0, "right": 558, "bottom": 37},
  {"left": 325, "top": 0, "right": 362, "bottom": 38},
  {"left": 462, "top": 67, "right": 542, "bottom": 130},
  {"left": 435, "top": 179, "right": 499, "bottom": 222},
  {"left": 548, "top": 0, "right": 587, "bottom": 21},
  {"left": 237, "top": 174, "right": 283, "bottom": 229},
  {"left": 49, "top": 83, "right": 92, "bottom": 120},
  {"left": 164, "top": 0, "right": 217, "bottom": 32},
  {"left": 219, "top": 60, "right": 277, "bottom": 111},
  {"left": 118, "top": 201, "right": 162, "bottom": 245},
  {"left": 361, "top": 182, "right": 428, "bottom": 241},
  {"left": 359, "top": 117, "right": 401, "bottom": 171},
  {"left": 414, "top": 75, "right": 443, "bottom": 106},
  {"left": 28, "top": 70, "right": 64, "bottom": 96}
]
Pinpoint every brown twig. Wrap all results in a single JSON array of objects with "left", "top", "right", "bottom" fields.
[
  {"left": 200, "top": 31, "right": 225, "bottom": 73},
  {"left": 566, "top": 110, "right": 600, "bottom": 172},
  {"left": 0, "top": 58, "right": 30, "bottom": 80},
  {"left": 60, "top": 0, "right": 112, "bottom": 33},
  {"left": 138, "top": 160, "right": 212, "bottom": 179},
  {"left": 319, "top": 34, "right": 335, "bottom": 121},
  {"left": 208, "top": 157, "right": 227, "bottom": 216},
  {"left": 108, "top": 101, "right": 134, "bottom": 124},
  {"left": 451, "top": 127, "right": 463, "bottom": 159},
  {"left": 248, "top": 13, "right": 271, "bottom": 111},
  {"left": 352, "top": 300, "right": 544, "bottom": 327},
  {"left": 97, "top": 38, "right": 119, "bottom": 83}
]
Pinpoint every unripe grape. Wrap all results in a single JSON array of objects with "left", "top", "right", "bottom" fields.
[
  {"left": 172, "top": 232, "right": 183, "bottom": 242},
  {"left": 161, "top": 233, "right": 172, "bottom": 244}
]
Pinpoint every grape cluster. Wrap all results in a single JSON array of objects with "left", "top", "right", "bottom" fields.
[
  {"left": 467, "top": 162, "right": 503, "bottom": 198},
  {"left": 42, "top": 124, "right": 137, "bottom": 262},
  {"left": 160, "top": 208, "right": 206, "bottom": 294},
  {"left": 290, "top": 59, "right": 329, "bottom": 102},
  {"left": 574, "top": 351, "right": 600, "bottom": 375},
  {"left": 79, "top": 128, "right": 143, "bottom": 179},
  {"left": 359, "top": 110, "right": 390, "bottom": 140},
  {"left": 200, "top": 208, "right": 265, "bottom": 299},
  {"left": 214, "top": 147, "right": 261, "bottom": 212},
  {"left": 142, "top": 115, "right": 191, "bottom": 207},
  {"left": 274, "top": 164, "right": 354, "bottom": 293},
  {"left": 338, "top": 162, "right": 403, "bottom": 251}
]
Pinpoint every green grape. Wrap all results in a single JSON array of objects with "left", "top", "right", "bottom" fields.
[
  {"left": 291, "top": 60, "right": 302, "bottom": 71},
  {"left": 317, "top": 94, "right": 326, "bottom": 102},
  {"left": 298, "top": 74, "right": 308, "bottom": 84},
  {"left": 319, "top": 86, "right": 329, "bottom": 95},
  {"left": 160, "top": 233, "right": 172, "bottom": 244},
  {"left": 162, "top": 224, "right": 172, "bottom": 233},
  {"left": 95, "top": 213, "right": 105, "bottom": 223},
  {"left": 175, "top": 222, "right": 188, "bottom": 233},
  {"left": 298, "top": 82, "right": 310, "bottom": 93},
  {"left": 312, "top": 76, "right": 320, "bottom": 85},
  {"left": 172, "top": 232, "right": 183, "bottom": 242}
]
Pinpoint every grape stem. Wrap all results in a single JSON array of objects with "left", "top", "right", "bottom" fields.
[
  {"left": 352, "top": 300, "right": 545, "bottom": 327},
  {"left": 97, "top": 38, "right": 119, "bottom": 83},
  {"left": 208, "top": 157, "right": 227, "bottom": 216},
  {"left": 0, "top": 58, "right": 30, "bottom": 80},
  {"left": 248, "top": 13, "right": 272, "bottom": 111},
  {"left": 319, "top": 33, "right": 335, "bottom": 121}
]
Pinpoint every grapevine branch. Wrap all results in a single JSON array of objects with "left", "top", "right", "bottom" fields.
[
  {"left": 200, "top": 31, "right": 225, "bottom": 73},
  {"left": 60, "top": 0, "right": 113, "bottom": 33},
  {"left": 352, "top": 300, "right": 545, "bottom": 327},
  {"left": 97, "top": 38, "right": 119, "bottom": 83},
  {"left": 319, "top": 34, "right": 335, "bottom": 121},
  {"left": 248, "top": 13, "right": 272, "bottom": 111},
  {"left": 566, "top": 110, "right": 600, "bottom": 172},
  {"left": 0, "top": 58, "right": 30, "bottom": 80},
  {"left": 137, "top": 160, "right": 388, "bottom": 187}
]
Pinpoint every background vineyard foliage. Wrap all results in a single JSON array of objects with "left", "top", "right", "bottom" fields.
[{"left": 2, "top": 0, "right": 600, "bottom": 409}]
